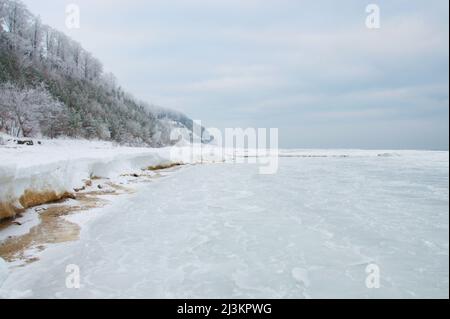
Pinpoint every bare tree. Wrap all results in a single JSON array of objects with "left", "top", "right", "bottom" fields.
[
  {"left": 30, "top": 16, "right": 42, "bottom": 60},
  {"left": 0, "top": 83, "right": 64, "bottom": 137}
]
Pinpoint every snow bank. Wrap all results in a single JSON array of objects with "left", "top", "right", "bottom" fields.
[{"left": 0, "top": 137, "right": 218, "bottom": 220}]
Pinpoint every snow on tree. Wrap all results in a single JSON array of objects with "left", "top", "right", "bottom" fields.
[
  {"left": 0, "top": 0, "right": 197, "bottom": 146},
  {"left": 0, "top": 82, "right": 65, "bottom": 137}
]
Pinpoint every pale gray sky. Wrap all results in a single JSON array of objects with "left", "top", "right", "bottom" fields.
[{"left": 22, "top": 0, "right": 449, "bottom": 149}]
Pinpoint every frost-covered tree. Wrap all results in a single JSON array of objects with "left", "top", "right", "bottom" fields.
[
  {"left": 0, "top": 0, "right": 198, "bottom": 146},
  {"left": 0, "top": 1, "right": 6, "bottom": 32},
  {"left": 29, "top": 16, "right": 42, "bottom": 60},
  {"left": 0, "top": 82, "right": 64, "bottom": 137}
]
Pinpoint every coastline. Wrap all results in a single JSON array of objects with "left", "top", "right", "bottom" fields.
[{"left": 0, "top": 161, "right": 185, "bottom": 266}]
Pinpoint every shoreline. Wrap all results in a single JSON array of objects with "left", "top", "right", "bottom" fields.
[{"left": 0, "top": 163, "right": 184, "bottom": 267}]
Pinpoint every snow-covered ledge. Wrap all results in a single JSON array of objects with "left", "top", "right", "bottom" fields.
[{"left": 0, "top": 137, "right": 186, "bottom": 220}]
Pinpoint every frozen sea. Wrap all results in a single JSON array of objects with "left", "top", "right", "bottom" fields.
[{"left": 1, "top": 150, "right": 448, "bottom": 298}]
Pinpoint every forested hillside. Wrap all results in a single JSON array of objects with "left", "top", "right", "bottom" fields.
[{"left": 0, "top": 0, "right": 194, "bottom": 146}]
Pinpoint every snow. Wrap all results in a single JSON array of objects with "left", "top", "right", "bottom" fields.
[
  {"left": 0, "top": 137, "right": 222, "bottom": 215},
  {"left": 0, "top": 149, "right": 448, "bottom": 298},
  {"left": 292, "top": 268, "right": 310, "bottom": 287}
]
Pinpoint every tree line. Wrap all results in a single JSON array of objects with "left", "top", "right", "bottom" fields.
[{"left": 0, "top": 0, "right": 193, "bottom": 146}]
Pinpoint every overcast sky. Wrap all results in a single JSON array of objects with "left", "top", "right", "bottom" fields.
[{"left": 22, "top": 0, "right": 449, "bottom": 149}]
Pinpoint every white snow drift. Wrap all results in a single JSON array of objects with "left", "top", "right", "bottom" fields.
[{"left": 0, "top": 136, "right": 222, "bottom": 219}]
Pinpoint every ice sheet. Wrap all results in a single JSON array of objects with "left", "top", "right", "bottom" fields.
[{"left": 0, "top": 151, "right": 448, "bottom": 298}]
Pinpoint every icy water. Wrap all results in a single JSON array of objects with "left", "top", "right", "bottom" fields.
[{"left": 1, "top": 151, "right": 449, "bottom": 298}]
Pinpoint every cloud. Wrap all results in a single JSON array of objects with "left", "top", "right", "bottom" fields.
[{"left": 182, "top": 76, "right": 276, "bottom": 92}]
